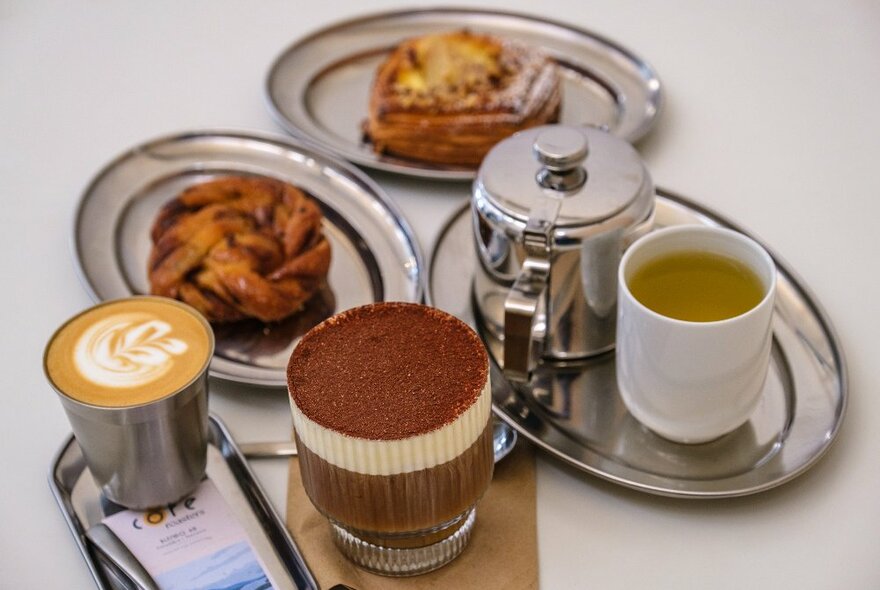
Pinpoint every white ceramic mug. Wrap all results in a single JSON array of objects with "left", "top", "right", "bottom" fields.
[{"left": 616, "top": 226, "right": 777, "bottom": 444}]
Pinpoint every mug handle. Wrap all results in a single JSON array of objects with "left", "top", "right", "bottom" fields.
[{"left": 622, "top": 207, "right": 656, "bottom": 249}]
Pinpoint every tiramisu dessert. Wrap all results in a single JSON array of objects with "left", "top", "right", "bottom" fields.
[{"left": 287, "top": 302, "right": 493, "bottom": 576}]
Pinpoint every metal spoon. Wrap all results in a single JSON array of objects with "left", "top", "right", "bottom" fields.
[
  {"left": 240, "top": 417, "right": 518, "bottom": 464},
  {"left": 85, "top": 523, "right": 159, "bottom": 590},
  {"left": 490, "top": 418, "right": 518, "bottom": 463}
]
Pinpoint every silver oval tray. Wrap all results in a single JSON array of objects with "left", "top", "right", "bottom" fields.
[
  {"left": 428, "top": 190, "right": 847, "bottom": 498},
  {"left": 73, "top": 129, "right": 424, "bottom": 387},
  {"left": 49, "top": 414, "right": 318, "bottom": 590},
  {"left": 265, "top": 7, "right": 663, "bottom": 181}
]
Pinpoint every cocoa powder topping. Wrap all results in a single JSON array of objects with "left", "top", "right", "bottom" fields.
[{"left": 287, "top": 302, "right": 488, "bottom": 440}]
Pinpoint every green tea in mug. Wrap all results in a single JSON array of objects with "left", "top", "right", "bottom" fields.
[{"left": 627, "top": 250, "right": 765, "bottom": 322}]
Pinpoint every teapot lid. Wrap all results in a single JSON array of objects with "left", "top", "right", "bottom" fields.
[{"left": 474, "top": 125, "right": 653, "bottom": 235}]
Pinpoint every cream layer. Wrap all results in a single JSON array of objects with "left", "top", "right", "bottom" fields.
[{"left": 290, "top": 375, "right": 491, "bottom": 476}]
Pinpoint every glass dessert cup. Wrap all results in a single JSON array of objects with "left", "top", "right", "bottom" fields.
[{"left": 288, "top": 302, "right": 494, "bottom": 576}]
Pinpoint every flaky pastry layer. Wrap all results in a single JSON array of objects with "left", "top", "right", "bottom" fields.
[{"left": 364, "top": 31, "right": 561, "bottom": 167}]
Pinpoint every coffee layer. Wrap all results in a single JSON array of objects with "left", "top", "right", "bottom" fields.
[
  {"left": 45, "top": 297, "right": 212, "bottom": 407},
  {"left": 297, "top": 420, "right": 494, "bottom": 535}
]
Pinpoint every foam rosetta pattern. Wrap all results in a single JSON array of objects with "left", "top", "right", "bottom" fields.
[{"left": 74, "top": 315, "right": 187, "bottom": 388}]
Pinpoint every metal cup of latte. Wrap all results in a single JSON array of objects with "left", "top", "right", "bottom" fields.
[
  {"left": 472, "top": 125, "right": 655, "bottom": 382},
  {"left": 44, "top": 297, "right": 214, "bottom": 509}
]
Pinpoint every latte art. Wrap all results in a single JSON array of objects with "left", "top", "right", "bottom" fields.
[
  {"left": 75, "top": 316, "right": 188, "bottom": 388},
  {"left": 45, "top": 297, "right": 213, "bottom": 407}
]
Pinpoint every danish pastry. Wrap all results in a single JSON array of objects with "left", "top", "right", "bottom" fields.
[
  {"left": 148, "top": 176, "right": 331, "bottom": 324},
  {"left": 364, "top": 31, "right": 561, "bottom": 167}
]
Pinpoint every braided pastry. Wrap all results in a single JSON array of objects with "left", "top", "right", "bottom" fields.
[{"left": 148, "top": 176, "right": 331, "bottom": 324}]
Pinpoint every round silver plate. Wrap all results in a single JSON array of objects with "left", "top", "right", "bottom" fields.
[
  {"left": 265, "top": 7, "right": 663, "bottom": 181},
  {"left": 74, "top": 130, "right": 424, "bottom": 387},
  {"left": 428, "top": 190, "right": 847, "bottom": 498}
]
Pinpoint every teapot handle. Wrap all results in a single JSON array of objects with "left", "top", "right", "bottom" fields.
[
  {"left": 503, "top": 228, "right": 551, "bottom": 382},
  {"left": 503, "top": 186, "right": 563, "bottom": 382},
  {"left": 502, "top": 128, "right": 587, "bottom": 382}
]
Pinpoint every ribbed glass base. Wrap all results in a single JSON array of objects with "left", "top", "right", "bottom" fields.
[{"left": 330, "top": 507, "right": 476, "bottom": 577}]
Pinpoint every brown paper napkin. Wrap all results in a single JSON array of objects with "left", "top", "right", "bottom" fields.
[{"left": 286, "top": 442, "right": 538, "bottom": 589}]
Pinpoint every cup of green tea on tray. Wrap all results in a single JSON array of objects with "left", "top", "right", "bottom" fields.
[{"left": 616, "top": 225, "right": 777, "bottom": 444}]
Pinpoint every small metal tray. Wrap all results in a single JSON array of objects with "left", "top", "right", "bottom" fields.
[
  {"left": 265, "top": 7, "right": 663, "bottom": 180},
  {"left": 49, "top": 414, "right": 317, "bottom": 589},
  {"left": 429, "top": 190, "right": 848, "bottom": 498}
]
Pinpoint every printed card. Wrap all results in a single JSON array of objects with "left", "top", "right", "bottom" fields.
[{"left": 102, "top": 479, "right": 276, "bottom": 590}]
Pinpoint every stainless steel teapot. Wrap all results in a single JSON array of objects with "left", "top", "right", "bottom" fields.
[{"left": 472, "top": 125, "right": 655, "bottom": 382}]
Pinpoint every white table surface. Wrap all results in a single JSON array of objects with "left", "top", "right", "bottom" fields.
[{"left": 2, "top": 1, "right": 879, "bottom": 587}]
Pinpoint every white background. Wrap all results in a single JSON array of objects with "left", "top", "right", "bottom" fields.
[{"left": 2, "top": 0, "right": 879, "bottom": 587}]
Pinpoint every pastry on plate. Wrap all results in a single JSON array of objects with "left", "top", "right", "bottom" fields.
[
  {"left": 364, "top": 30, "right": 562, "bottom": 167},
  {"left": 148, "top": 176, "right": 331, "bottom": 323}
]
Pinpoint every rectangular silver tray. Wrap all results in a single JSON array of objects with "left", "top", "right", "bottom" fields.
[{"left": 49, "top": 414, "right": 317, "bottom": 590}]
